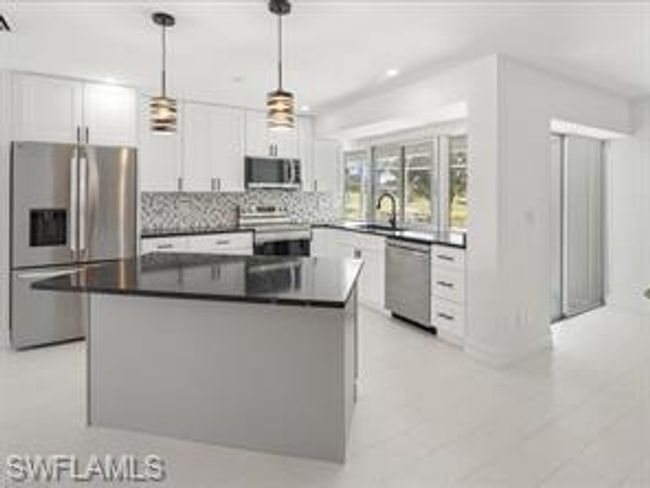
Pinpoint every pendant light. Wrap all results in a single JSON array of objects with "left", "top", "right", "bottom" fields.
[
  {"left": 267, "top": 0, "right": 295, "bottom": 131},
  {"left": 150, "top": 12, "right": 177, "bottom": 133}
]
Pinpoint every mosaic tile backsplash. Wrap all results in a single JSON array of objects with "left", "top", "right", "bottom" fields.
[{"left": 141, "top": 191, "right": 341, "bottom": 231}]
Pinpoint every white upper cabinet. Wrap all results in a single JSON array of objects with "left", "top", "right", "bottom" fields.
[
  {"left": 213, "top": 106, "right": 245, "bottom": 191},
  {"left": 269, "top": 128, "right": 299, "bottom": 159},
  {"left": 182, "top": 103, "right": 245, "bottom": 192},
  {"left": 182, "top": 102, "right": 213, "bottom": 192},
  {"left": 139, "top": 96, "right": 182, "bottom": 192},
  {"left": 312, "top": 139, "right": 341, "bottom": 194},
  {"left": 82, "top": 82, "right": 137, "bottom": 146},
  {"left": 244, "top": 109, "right": 299, "bottom": 159},
  {"left": 12, "top": 73, "right": 136, "bottom": 146},
  {"left": 245, "top": 110, "right": 270, "bottom": 157},
  {"left": 12, "top": 73, "right": 83, "bottom": 143}
]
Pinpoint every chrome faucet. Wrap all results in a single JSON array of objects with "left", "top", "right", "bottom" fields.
[{"left": 376, "top": 192, "right": 398, "bottom": 229}]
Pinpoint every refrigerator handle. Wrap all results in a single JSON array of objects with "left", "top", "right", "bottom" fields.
[
  {"left": 70, "top": 151, "right": 78, "bottom": 255},
  {"left": 79, "top": 152, "right": 88, "bottom": 255}
]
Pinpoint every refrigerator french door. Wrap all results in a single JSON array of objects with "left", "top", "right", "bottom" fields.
[
  {"left": 550, "top": 134, "right": 605, "bottom": 322},
  {"left": 10, "top": 141, "right": 137, "bottom": 349}
]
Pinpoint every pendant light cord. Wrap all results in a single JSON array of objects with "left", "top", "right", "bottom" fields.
[
  {"left": 161, "top": 24, "right": 167, "bottom": 97},
  {"left": 277, "top": 14, "right": 283, "bottom": 90}
]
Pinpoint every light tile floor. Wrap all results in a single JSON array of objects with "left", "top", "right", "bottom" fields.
[{"left": 1, "top": 305, "right": 649, "bottom": 487}]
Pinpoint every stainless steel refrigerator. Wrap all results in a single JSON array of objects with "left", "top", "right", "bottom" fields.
[{"left": 10, "top": 141, "right": 137, "bottom": 349}]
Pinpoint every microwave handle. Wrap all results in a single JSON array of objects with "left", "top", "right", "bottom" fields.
[{"left": 284, "top": 159, "right": 290, "bottom": 183}]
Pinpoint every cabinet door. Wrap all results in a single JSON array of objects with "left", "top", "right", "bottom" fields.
[
  {"left": 186, "top": 233, "right": 253, "bottom": 255},
  {"left": 313, "top": 139, "right": 341, "bottom": 194},
  {"left": 141, "top": 237, "right": 188, "bottom": 254},
  {"left": 269, "top": 127, "right": 299, "bottom": 159},
  {"left": 12, "top": 73, "right": 83, "bottom": 143},
  {"left": 213, "top": 107, "right": 245, "bottom": 191},
  {"left": 245, "top": 110, "right": 271, "bottom": 157},
  {"left": 139, "top": 97, "right": 182, "bottom": 192},
  {"left": 182, "top": 102, "right": 213, "bottom": 192},
  {"left": 311, "top": 228, "right": 331, "bottom": 257},
  {"left": 83, "top": 83, "right": 136, "bottom": 146}
]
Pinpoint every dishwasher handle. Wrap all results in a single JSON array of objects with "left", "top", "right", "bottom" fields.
[{"left": 386, "top": 239, "right": 431, "bottom": 255}]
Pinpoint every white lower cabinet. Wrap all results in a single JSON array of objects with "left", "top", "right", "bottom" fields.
[
  {"left": 141, "top": 237, "right": 190, "bottom": 254},
  {"left": 430, "top": 244, "right": 467, "bottom": 346},
  {"left": 141, "top": 233, "right": 253, "bottom": 256},
  {"left": 185, "top": 233, "right": 253, "bottom": 255},
  {"left": 311, "top": 228, "right": 385, "bottom": 310}
]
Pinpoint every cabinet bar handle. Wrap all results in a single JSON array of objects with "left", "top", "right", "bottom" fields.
[
  {"left": 157, "top": 244, "right": 174, "bottom": 250},
  {"left": 217, "top": 177, "right": 222, "bottom": 191},
  {"left": 215, "top": 240, "right": 230, "bottom": 245},
  {"left": 84, "top": 127, "right": 89, "bottom": 144},
  {"left": 177, "top": 177, "right": 183, "bottom": 191},
  {"left": 436, "top": 254, "right": 455, "bottom": 262},
  {"left": 76, "top": 126, "right": 81, "bottom": 143},
  {"left": 211, "top": 178, "right": 217, "bottom": 191},
  {"left": 437, "top": 281, "right": 454, "bottom": 288},
  {"left": 437, "top": 312, "right": 455, "bottom": 321}
]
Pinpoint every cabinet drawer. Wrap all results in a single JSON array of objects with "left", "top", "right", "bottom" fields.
[
  {"left": 141, "top": 237, "right": 188, "bottom": 253},
  {"left": 431, "top": 267, "right": 465, "bottom": 304},
  {"left": 187, "top": 233, "right": 253, "bottom": 253},
  {"left": 431, "top": 245, "right": 465, "bottom": 270},
  {"left": 432, "top": 298, "right": 465, "bottom": 345}
]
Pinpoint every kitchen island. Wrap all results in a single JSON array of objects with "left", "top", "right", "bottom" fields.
[{"left": 34, "top": 252, "right": 362, "bottom": 463}]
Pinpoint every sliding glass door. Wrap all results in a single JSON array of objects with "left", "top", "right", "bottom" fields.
[{"left": 550, "top": 134, "right": 605, "bottom": 322}]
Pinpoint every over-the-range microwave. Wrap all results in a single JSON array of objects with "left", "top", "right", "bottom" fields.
[{"left": 245, "top": 156, "right": 302, "bottom": 190}]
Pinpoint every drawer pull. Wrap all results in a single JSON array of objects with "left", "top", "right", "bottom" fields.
[
  {"left": 437, "top": 312, "right": 455, "bottom": 321},
  {"left": 215, "top": 240, "right": 230, "bottom": 245},
  {"left": 436, "top": 254, "right": 455, "bottom": 262},
  {"left": 436, "top": 281, "right": 454, "bottom": 288},
  {"left": 157, "top": 244, "right": 174, "bottom": 250}
]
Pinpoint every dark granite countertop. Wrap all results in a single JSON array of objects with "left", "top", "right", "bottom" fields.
[
  {"left": 315, "top": 222, "right": 467, "bottom": 248},
  {"left": 141, "top": 227, "right": 253, "bottom": 239},
  {"left": 32, "top": 253, "right": 363, "bottom": 308}
]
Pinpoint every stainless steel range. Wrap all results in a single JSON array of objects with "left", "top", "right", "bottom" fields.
[{"left": 238, "top": 205, "right": 311, "bottom": 256}]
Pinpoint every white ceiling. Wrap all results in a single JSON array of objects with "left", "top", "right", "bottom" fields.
[{"left": 1, "top": 1, "right": 649, "bottom": 112}]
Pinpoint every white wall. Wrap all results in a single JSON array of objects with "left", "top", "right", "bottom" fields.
[
  {"left": 0, "top": 70, "right": 11, "bottom": 349},
  {"left": 489, "top": 58, "right": 631, "bottom": 362},
  {"left": 316, "top": 54, "right": 633, "bottom": 364},
  {"left": 608, "top": 98, "right": 650, "bottom": 314}
]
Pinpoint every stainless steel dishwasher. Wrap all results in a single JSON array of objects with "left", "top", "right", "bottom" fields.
[{"left": 385, "top": 238, "right": 431, "bottom": 327}]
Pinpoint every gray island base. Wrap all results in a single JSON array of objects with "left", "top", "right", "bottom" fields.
[{"left": 34, "top": 253, "right": 362, "bottom": 463}]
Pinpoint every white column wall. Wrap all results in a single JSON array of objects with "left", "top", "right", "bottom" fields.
[{"left": 608, "top": 98, "right": 650, "bottom": 314}]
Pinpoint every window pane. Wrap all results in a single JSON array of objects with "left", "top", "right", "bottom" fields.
[
  {"left": 404, "top": 141, "right": 433, "bottom": 226},
  {"left": 343, "top": 151, "right": 368, "bottom": 221},
  {"left": 372, "top": 145, "right": 402, "bottom": 224},
  {"left": 449, "top": 136, "right": 468, "bottom": 230}
]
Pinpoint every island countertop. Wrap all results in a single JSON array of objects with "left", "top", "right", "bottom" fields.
[{"left": 32, "top": 253, "right": 364, "bottom": 308}]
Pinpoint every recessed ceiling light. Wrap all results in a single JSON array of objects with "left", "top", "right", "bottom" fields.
[
  {"left": 103, "top": 77, "right": 118, "bottom": 84},
  {"left": 385, "top": 68, "right": 400, "bottom": 78},
  {"left": 300, "top": 105, "right": 311, "bottom": 112}
]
